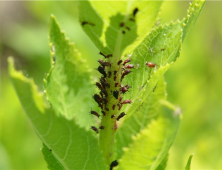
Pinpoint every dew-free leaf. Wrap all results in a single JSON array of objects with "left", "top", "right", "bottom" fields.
[{"left": 8, "top": 57, "right": 107, "bottom": 170}]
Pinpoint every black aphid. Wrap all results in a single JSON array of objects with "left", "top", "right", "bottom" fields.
[
  {"left": 117, "top": 112, "right": 126, "bottom": 121},
  {"left": 117, "top": 60, "right": 122, "bottom": 65},
  {"left": 98, "top": 66, "right": 107, "bottom": 78},
  {"left": 133, "top": 8, "right": 139, "bottom": 17},
  {"left": 91, "top": 110, "right": 100, "bottom": 118},
  {"left": 110, "top": 160, "right": 118, "bottom": 170},
  {"left": 91, "top": 126, "right": 99, "bottom": 133},
  {"left": 113, "top": 90, "right": 119, "bottom": 99},
  {"left": 81, "top": 21, "right": 95, "bottom": 26}
]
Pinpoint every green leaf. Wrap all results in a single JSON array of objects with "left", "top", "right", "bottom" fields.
[
  {"left": 42, "top": 144, "right": 65, "bottom": 170},
  {"left": 8, "top": 57, "right": 107, "bottom": 170},
  {"left": 185, "top": 154, "right": 194, "bottom": 170},
  {"left": 78, "top": 1, "right": 163, "bottom": 55},
  {"left": 182, "top": 0, "right": 206, "bottom": 41},
  {"left": 116, "top": 101, "right": 181, "bottom": 170},
  {"left": 44, "top": 16, "right": 96, "bottom": 128},
  {"left": 155, "top": 154, "right": 168, "bottom": 170},
  {"left": 122, "top": 22, "right": 182, "bottom": 118},
  {"left": 115, "top": 77, "right": 166, "bottom": 159}
]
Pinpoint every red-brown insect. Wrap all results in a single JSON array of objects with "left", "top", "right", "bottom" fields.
[
  {"left": 119, "top": 22, "right": 125, "bottom": 27},
  {"left": 99, "top": 52, "right": 112, "bottom": 58},
  {"left": 105, "top": 108, "right": 109, "bottom": 111},
  {"left": 99, "top": 126, "right": 105, "bottom": 130},
  {"left": 108, "top": 71, "right": 112, "bottom": 78},
  {"left": 117, "top": 112, "right": 126, "bottom": 121},
  {"left": 146, "top": 62, "right": 156, "bottom": 68},
  {"left": 124, "top": 64, "right": 134, "bottom": 69},
  {"left": 98, "top": 59, "right": 111, "bottom": 67},
  {"left": 93, "top": 94, "right": 102, "bottom": 103},
  {"left": 115, "top": 82, "right": 119, "bottom": 87},
  {"left": 81, "top": 21, "right": 95, "bottom": 26},
  {"left": 96, "top": 82, "right": 103, "bottom": 90},
  {"left": 114, "top": 71, "right": 117, "bottom": 75},
  {"left": 122, "top": 100, "right": 131, "bottom": 104},
  {"left": 121, "top": 69, "right": 131, "bottom": 80},
  {"left": 123, "top": 58, "right": 131, "bottom": 65},
  {"left": 112, "top": 105, "right": 116, "bottom": 110},
  {"left": 91, "top": 126, "right": 99, "bottom": 133},
  {"left": 90, "top": 111, "right": 100, "bottom": 118},
  {"left": 111, "top": 114, "right": 116, "bottom": 118}
]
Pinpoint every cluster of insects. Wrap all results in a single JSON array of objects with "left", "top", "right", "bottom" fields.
[{"left": 81, "top": 6, "right": 159, "bottom": 170}]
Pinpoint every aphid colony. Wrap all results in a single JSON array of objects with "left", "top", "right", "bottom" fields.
[
  {"left": 90, "top": 52, "right": 157, "bottom": 134},
  {"left": 90, "top": 52, "right": 133, "bottom": 134}
]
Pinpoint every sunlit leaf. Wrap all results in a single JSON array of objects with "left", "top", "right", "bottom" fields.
[
  {"left": 9, "top": 57, "right": 107, "bottom": 170},
  {"left": 116, "top": 101, "right": 181, "bottom": 170},
  {"left": 44, "top": 16, "right": 96, "bottom": 128}
]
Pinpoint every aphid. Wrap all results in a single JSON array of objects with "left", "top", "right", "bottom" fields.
[
  {"left": 124, "top": 64, "right": 134, "bottom": 69},
  {"left": 115, "top": 82, "right": 119, "bottom": 87},
  {"left": 111, "top": 114, "right": 116, "bottom": 118},
  {"left": 100, "top": 78, "right": 110, "bottom": 88},
  {"left": 93, "top": 94, "right": 102, "bottom": 103},
  {"left": 123, "top": 58, "right": 131, "bottom": 65},
  {"left": 99, "top": 52, "right": 112, "bottom": 58},
  {"left": 101, "top": 89, "right": 108, "bottom": 97},
  {"left": 102, "top": 111, "right": 106, "bottom": 116},
  {"left": 129, "top": 18, "right": 135, "bottom": 22},
  {"left": 114, "top": 71, "right": 117, "bottom": 75},
  {"left": 125, "top": 84, "right": 130, "bottom": 89},
  {"left": 133, "top": 8, "right": 139, "bottom": 17},
  {"left": 117, "top": 112, "right": 126, "bottom": 121},
  {"left": 91, "top": 126, "right": 99, "bottom": 133},
  {"left": 119, "top": 22, "right": 125, "bottom": 27},
  {"left": 153, "top": 85, "right": 157, "bottom": 92},
  {"left": 103, "top": 97, "right": 108, "bottom": 104},
  {"left": 120, "top": 86, "right": 128, "bottom": 94},
  {"left": 119, "top": 96, "right": 123, "bottom": 102},
  {"left": 121, "top": 69, "right": 131, "bottom": 80},
  {"left": 98, "top": 59, "right": 111, "bottom": 67},
  {"left": 49, "top": 149, "right": 52, "bottom": 152},
  {"left": 122, "top": 30, "right": 125, "bottom": 34},
  {"left": 81, "top": 21, "right": 95, "bottom": 26},
  {"left": 99, "top": 125, "right": 105, "bottom": 130},
  {"left": 117, "top": 60, "right": 123, "bottom": 65},
  {"left": 118, "top": 103, "right": 123, "bottom": 110},
  {"left": 96, "top": 82, "right": 103, "bottom": 90},
  {"left": 90, "top": 110, "right": 100, "bottom": 118},
  {"left": 100, "top": 91, "right": 104, "bottom": 98},
  {"left": 146, "top": 62, "right": 156, "bottom": 68},
  {"left": 122, "top": 100, "right": 132, "bottom": 104},
  {"left": 105, "top": 108, "right": 109, "bottom": 111},
  {"left": 113, "top": 90, "right": 119, "bottom": 99},
  {"left": 98, "top": 66, "right": 107, "bottom": 77},
  {"left": 110, "top": 160, "right": 118, "bottom": 170},
  {"left": 161, "top": 48, "right": 165, "bottom": 51},
  {"left": 126, "top": 26, "right": 130, "bottom": 31},
  {"left": 108, "top": 71, "right": 112, "bottom": 78},
  {"left": 112, "top": 105, "right": 116, "bottom": 110},
  {"left": 114, "top": 76, "right": 117, "bottom": 81}
]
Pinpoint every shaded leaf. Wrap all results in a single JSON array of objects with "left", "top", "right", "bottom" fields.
[{"left": 9, "top": 57, "right": 107, "bottom": 170}]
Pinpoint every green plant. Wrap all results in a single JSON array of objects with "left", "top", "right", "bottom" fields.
[{"left": 9, "top": 1, "right": 205, "bottom": 169}]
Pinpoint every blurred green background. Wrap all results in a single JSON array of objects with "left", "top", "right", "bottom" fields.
[{"left": 0, "top": 1, "right": 221, "bottom": 169}]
